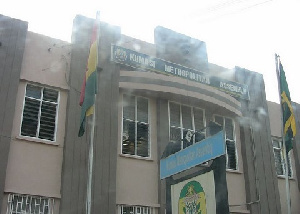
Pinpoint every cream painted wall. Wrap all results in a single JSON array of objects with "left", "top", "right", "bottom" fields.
[
  {"left": 119, "top": 70, "right": 242, "bottom": 117},
  {"left": 20, "top": 31, "right": 70, "bottom": 90},
  {"left": 267, "top": 101, "right": 300, "bottom": 214},
  {"left": 4, "top": 32, "right": 70, "bottom": 200},
  {"left": 4, "top": 140, "right": 63, "bottom": 198},
  {"left": 116, "top": 93, "right": 159, "bottom": 208},
  {"left": 267, "top": 101, "right": 282, "bottom": 137},
  {"left": 226, "top": 120, "right": 249, "bottom": 213},
  {"left": 278, "top": 178, "right": 300, "bottom": 214},
  {"left": 116, "top": 88, "right": 249, "bottom": 212}
]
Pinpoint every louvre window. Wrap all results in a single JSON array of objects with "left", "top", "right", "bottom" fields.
[
  {"left": 21, "top": 84, "right": 58, "bottom": 141},
  {"left": 169, "top": 102, "right": 205, "bottom": 149},
  {"left": 122, "top": 94, "right": 149, "bottom": 157},
  {"left": 214, "top": 115, "right": 237, "bottom": 170},
  {"left": 7, "top": 194, "right": 54, "bottom": 214},
  {"left": 272, "top": 137, "right": 292, "bottom": 177}
]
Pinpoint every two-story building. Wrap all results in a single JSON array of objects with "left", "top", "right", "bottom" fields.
[{"left": 1, "top": 14, "right": 300, "bottom": 214}]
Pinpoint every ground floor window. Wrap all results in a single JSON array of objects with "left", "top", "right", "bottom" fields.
[
  {"left": 7, "top": 193, "right": 54, "bottom": 214},
  {"left": 119, "top": 205, "right": 154, "bottom": 214}
]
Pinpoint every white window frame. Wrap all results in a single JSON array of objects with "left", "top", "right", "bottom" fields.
[
  {"left": 168, "top": 101, "right": 206, "bottom": 149},
  {"left": 121, "top": 94, "right": 150, "bottom": 158},
  {"left": 272, "top": 137, "right": 292, "bottom": 177},
  {"left": 20, "top": 83, "right": 59, "bottom": 142},
  {"left": 213, "top": 114, "right": 238, "bottom": 170},
  {"left": 6, "top": 193, "right": 54, "bottom": 214}
]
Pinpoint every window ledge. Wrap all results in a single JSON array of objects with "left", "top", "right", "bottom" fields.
[
  {"left": 229, "top": 209, "right": 250, "bottom": 214},
  {"left": 16, "top": 135, "right": 59, "bottom": 146},
  {"left": 119, "top": 153, "right": 154, "bottom": 161},
  {"left": 226, "top": 169, "right": 243, "bottom": 174},
  {"left": 277, "top": 175, "right": 294, "bottom": 180}
]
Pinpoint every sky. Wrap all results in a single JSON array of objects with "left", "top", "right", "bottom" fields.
[{"left": 1, "top": 0, "right": 300, "bottom": 104}]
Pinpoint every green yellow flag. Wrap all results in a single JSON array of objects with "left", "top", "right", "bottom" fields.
[
  {"left": 279, "top": 61, "right": 296, "bottom": 152},
  {"left": 78, "top": 19, "right": 98, "bottom": 137}
]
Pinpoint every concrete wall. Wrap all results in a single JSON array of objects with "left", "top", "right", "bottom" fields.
[
  {"left": 20, "top": 32, "right": 70, "bottom": 90},
  {"left": 292, "top": 103, "right": 300, "bottom": 192},
  {"left": 154, "top": 26, "right": 209, "bottom": 73},
  {"left": 237, "top": 68, "right": 281, "bottom": 214},
  {"left": 226, "top": 121, "right": 248, "bottom": 214},
  {"left": 1, "top": 29, "right": 70, "bottom": 213},
  {"left": 0, "top": 15, "right": 28, "bottom": 212},
  {"left": 267, "top": 101, "right": 300, "bottom": 214},
  {"left": 2, "top": 13, "right": 294, "bottom": 214},
  {"left": 5, "top": 83, "right": 68, "bottom": 197},
  {"left": 116, "top": 27, "right": 249, "bottom": 213},
  {"left": 60, "top": 15, "right": 121, "bottom": 214},
  {"left": 116, "top": 93, "right": 159, "bottom": 208},
  {"left": 34, "top": 14, "right": 295, "bottom": 214}
]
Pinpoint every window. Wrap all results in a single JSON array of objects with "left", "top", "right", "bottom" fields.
[
  {"left": 272, "top": 137, "right": 292, "bottom": 177},
  {"left": 7, "top": 194, "right": 54, "bottom": 214},
  {"left": 122, "top": 94, "right": 149, "bottom": 157},
  {"left": 214, "top": 115, "right": 237, "bottom": 170},
  {"left": 21, "top": 84, "right": 59, "bottom": 141},
  {"left": 169, "top": 102, "right": 205, "bottom": 149},
  {"left": 119, "top": 205, "right": 154, "bottom": 214}
]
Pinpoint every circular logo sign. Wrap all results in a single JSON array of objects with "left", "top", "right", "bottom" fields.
[{"left": 178, "top": 180, "right": 207, "bottom": 214}]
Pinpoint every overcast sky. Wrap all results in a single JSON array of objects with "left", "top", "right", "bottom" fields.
[{"left": 1, "top": 0, "right": 299, "bottom": 103}]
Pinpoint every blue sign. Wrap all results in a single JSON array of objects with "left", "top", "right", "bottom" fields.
[{"left": 160, "top": 131, "right": 225, "bottom": 179}]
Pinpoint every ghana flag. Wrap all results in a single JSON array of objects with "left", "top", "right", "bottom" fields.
[
  {"left": 78, "top": 18, "right": 99, "bottom": 137},
  {"left": 279, "top": 60, "right": 296, "bottom": 152}
]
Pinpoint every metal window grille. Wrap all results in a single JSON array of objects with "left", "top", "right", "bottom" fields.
[
  {"left": 122, "top": 94, "right": 149, "bottom": 157},
  {"left": 214, "top": 115, "right": 237, "bottom": 170},
  {"left": 169, "top": 102, "right": 206, "bottom": 149},
  {"left": 21, "top": 84, "right": 59, "bottom": 141},
  {"left": 7, "top": 194, "right": 54, "bottom": 214},
  {"left": 119, "top": 205, "right": 154, "bottom": 214}
]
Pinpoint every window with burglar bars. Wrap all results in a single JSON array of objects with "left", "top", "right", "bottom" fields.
[
  {"left": 122, "top": 94, "right": 149, "bottom": 157},
  {"left": 6, "top": 194, "right": 54, "bottom": 214},
  {"left": 272, "top": 137, "right": 292, "bottom": 177},
  {"left": 119, "top": 205, "right": 154, "bottom": 214},
  {"left": 169, "top": 102, "right": 206, "bottom": 149},
  {"left": 213, "top": 115, "right": 237, "bottom": 170},
  {"left": 21, "top": 84, "right": 59, "bottom": 141}
]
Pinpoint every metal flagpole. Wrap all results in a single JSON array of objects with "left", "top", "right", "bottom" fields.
[
  {"left": 86, "top": 105, "right": 96, "bottom": 214},
  {"left": 275, "top": 53, "right": 292, "bottom": 214},
  {"left": 86, "top": 12, "right": 100, "bottom": 214}
]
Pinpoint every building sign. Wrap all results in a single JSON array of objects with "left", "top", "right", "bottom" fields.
[
  {"left": 171, "top": 172, "right": 216, "bottom": 214},
  {"left": 160, "top": 131, "right": 225, "bottom": 179},
  {"left": 111, "top": 45, "right": 249, "bottom": 100},
  {"left": 178, "top": 180, "right": 207, "bottom": 214}
]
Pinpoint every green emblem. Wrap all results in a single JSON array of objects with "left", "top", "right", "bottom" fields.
[{"left": 179, "top": 180, "right": 207, "bottom": 214}]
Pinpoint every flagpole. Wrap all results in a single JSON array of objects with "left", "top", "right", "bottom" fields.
[
  {"left": 275, "top": 54, "right": 292, "bottom": 214},
  {"left": 86, "top": 104, "right": 95, "bottom": 214},
  {"left": 86, "top": 12, "right": 100, "bottom": 214}
]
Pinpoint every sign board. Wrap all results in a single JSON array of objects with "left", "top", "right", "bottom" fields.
[
  {"left": 166, "top": 155, "right": 229, "bottom": 214},
  {"left": 160, "top": 131, "right": 225, "bottom": 179},
  {"left": 111, "top": 45, "right": 249, "bottom": 100},
  {"left": 171, "top": 171, "right": 216, "bottom": 214}
]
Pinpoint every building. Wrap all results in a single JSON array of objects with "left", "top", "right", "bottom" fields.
[
  {"left": 0, "top": 15, "right": 70, "bottom": 214},
  {"left": 0, "top": 14, "right": 300, "bottom": 214}
]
